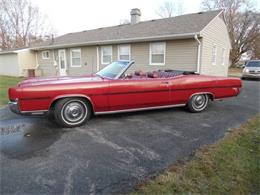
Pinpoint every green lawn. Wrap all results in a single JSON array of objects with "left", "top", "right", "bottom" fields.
[
  {"left": 0, "top": 75, "right": 24, "bottom": 105},
  {"left": 133, "top": 116, "right": 260, "bottom": 194}
]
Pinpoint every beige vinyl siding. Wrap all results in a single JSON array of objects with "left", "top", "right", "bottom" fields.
[
  {"left": 18, "top": 50, "right": 36, "bottom": 69},
  {"left": 37, "top": 50, "right": 57, "bottom": 76},
  {"left": 129, "top": 42, "right": 149, "bottom": 71},
  {"left": 0, "top": 53, "right": 20, "bottom": 76},
  {"left": 67, "top": 46, "right": 97, "bottom": 76},
  {"left": 128, "top": 39, "right": 197, "bottom": 72},
  {"left": 200, "top": 15, "right": 231, "bottom": 76},
  {"left": 37, "top": 47, "right": 98, "bottom": 76},
  {"left": 112, "top": 45, "right": 118, "bottom": 61},
  {"left": 35, "top": 39, "right": 198, "bottom": 76},
  {"left": 165, "top": 39, "right": 197, "bottom": 71},
  {"left": 18, "top": 50, "right": 36, "bottom": 76},
  {"left": 0, "top": 49, "right": 37, "bottom": 77}
]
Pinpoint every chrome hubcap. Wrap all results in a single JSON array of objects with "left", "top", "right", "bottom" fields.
[
  {"left": 192, "top": 95, "right": 207, "bottom": 110},
  {"left": 62, "top": 101, "right": 87, "bottom": 124}
]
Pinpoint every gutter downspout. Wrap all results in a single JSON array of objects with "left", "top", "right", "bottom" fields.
[
  {"left": 35, "top": 51, "right": 39, "bottom": 69},
  {"left": 194, "top": 34, "right": 201, "bottom": 74},
  {"left": 96, "top": 46, "right": 100, "bottom": 71}
]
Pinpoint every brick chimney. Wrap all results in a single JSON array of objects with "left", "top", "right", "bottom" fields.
[{"left": 130, "top": 8, "right": 141, "bottom": 24}]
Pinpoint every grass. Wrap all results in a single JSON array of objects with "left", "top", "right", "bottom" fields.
[
  {"left": 228, "top": 67, "right": 242, "bottom": 77},
  {"left": 0, "top": 75, "right": 24, "bottom": 105},
  {"left": 133, "top": 116, "right": 260, "bottom": 194}
]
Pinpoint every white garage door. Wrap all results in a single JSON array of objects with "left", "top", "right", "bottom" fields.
[{"left": 0, "top": 53, "right": 20, "bottom": 76}]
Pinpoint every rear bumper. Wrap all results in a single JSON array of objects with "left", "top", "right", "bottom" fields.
[{"left": 8, "top": 100, "right": 20, "bottom": 114}]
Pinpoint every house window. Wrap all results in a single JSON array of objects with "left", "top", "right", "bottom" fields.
[
  {"left": 150, "top": 42, "right": 166, "bottom": 65},
  {"left": 42, "top": 51, "right": 50, "bottom": 59},
  {"left": 118, "top": 45, "right": 130, "bottom": 60},
  {"left": 212, "top": 45, "right": 217, "bottom": 65},
  {"left": 70, "top": 48, "right": 81, "bottom": 67},
  {"left": 101, "top": 46, "right": 112, "bottom": 64},
  {"left": 221, "top": 48, "right": 225, "bottom": 65}
]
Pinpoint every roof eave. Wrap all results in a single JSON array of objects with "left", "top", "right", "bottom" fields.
[
  {"left": 0, "top": 51, "right": 16, "bottom": 55},
  {"left": 0, "top": 48, "right": 30, "bottom": 54},
  {"left": 31, "top": 32, "right": 201, "bottom": 50}
]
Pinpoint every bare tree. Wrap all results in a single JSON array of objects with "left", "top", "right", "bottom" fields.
[
  {"left": 0, "top": 0, "right": 55, "bottom": 50},
  {"left": 201, "top": 0, "right": 260, "bottom": 66},
  {"left": 250, "top": 15, "right": 260, "bottom": 59},
  {"left": 156, "top": 0, "right": 184, "bottom": 18}
]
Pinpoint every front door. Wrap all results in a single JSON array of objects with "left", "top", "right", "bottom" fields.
[
  {"left": 108, "top": 78, "right": 171, "bottom": 111},
  {"left": 58, "top": 50, "right": 67, "bottom": 76}
]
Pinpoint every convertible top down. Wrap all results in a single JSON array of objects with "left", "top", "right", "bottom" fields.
[{"left": 9, "top": 60, "right": 242, "bottom": 127}]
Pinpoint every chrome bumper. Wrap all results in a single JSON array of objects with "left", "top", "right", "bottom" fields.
[
  {"left": 8, "top": 100, "right": 20, "bottom": 114},
  {"left": 242, "top": 73, "right": 260, "bottom": 79}
]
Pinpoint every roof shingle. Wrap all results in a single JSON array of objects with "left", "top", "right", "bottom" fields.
[{"left": 33, "top": 10, "right": 222, "bottom": 49}]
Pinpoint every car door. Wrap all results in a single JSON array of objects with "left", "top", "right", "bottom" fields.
[{"left": 107, "top": 78, "right": 171, "bottom": 111}]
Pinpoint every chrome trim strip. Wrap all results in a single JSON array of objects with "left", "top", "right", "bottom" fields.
[
  {"left": 50, "top": 94, "right": 95, "bottom": 111},
  {"left": 21, "top": 110, "right": 48, "bottom": 114},
  {"left": 95, "top": 104, "right": 186, "bottom": 115}
]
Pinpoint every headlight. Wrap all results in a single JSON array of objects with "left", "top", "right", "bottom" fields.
[{"left": 244, "top": 68, "right": 249, "bottom": 73}]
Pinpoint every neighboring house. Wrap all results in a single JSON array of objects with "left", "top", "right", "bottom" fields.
[
  {"left": 0, "top": 9, "right": 231, "bottom": 77},
  {"left": 0, "top": 48, "right": 37, "bottom": 77}
]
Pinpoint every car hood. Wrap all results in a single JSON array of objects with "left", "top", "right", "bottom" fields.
[{"left": 18, "top": 75, "right": 104, "bottom": 87}]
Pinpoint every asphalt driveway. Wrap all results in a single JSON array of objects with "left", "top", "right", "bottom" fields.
[{"left": 0, "top": 80, "right": 259, "bottom": 194}]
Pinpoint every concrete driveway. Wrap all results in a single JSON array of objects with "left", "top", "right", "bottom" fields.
[{"left": 0, "top": 80, "right": 259, "bottom": 194}]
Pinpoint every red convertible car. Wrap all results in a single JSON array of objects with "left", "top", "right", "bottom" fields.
[{"left": 9, "top": 61, "right": 242, "bottom": 127}]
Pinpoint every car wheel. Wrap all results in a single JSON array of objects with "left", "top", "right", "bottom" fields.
[
  {"left": 54, "top": 98, "right": 91, "bottom": 127},
  {"left": 187, "top": 94, "right": 209, "bottom": 113}
]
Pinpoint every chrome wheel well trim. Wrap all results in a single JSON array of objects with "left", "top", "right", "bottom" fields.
[
  {"left": 20, "top": 110, "right": 48, "bottom": 114},
  {"left": 188, "top": 92, "right": 215, "bottom": 101},
  {"left": 49, "top": 94, "right": 94, "bottom": 112}
]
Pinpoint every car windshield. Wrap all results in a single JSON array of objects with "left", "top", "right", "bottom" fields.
[
  {"left": 246, "top": 61, "right": 260, "bottom": 67},
  {"left": 96, "top": 61, "right": 131, "bottom": 79}
]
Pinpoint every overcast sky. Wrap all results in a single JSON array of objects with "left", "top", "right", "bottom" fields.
[
  {"left": 30, "top": 0, "right": 259, "bottom": 36},
  {"left": 30, "top": 0, "right": 202, "bottom": 35}
]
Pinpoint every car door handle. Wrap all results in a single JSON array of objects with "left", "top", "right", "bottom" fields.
[{"left": 161, "top": 81, "right": 169, "bottom": 84}]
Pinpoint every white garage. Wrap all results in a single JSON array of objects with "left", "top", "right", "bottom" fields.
[{"left": 0, "top": 49, "right": 36, "bottom": 77}]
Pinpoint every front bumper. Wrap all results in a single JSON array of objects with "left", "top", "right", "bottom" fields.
[
  {"left": 8, "top": 100, "right": 20, "bottom": 114},
  {"left": 8, "top": 99, "right": 48, "bottom": 115},
  {"left": 242, "top": 73, "right": 260, "bottom": 79}
]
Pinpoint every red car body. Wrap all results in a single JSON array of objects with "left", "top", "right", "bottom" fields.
[
  {"left": 9, "top": 72, "right": 241, "bottom": 113},
  {"left": 8, "top": 61, "right": 241, "bottom": 127}
]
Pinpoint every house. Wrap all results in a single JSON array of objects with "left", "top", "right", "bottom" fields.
[
  {"left": 0, "top": 9, "right": 231, "bottom": 77},
  {"left": 0, "top": 48, "right": 37, "bottom": 77}
]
